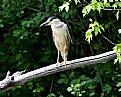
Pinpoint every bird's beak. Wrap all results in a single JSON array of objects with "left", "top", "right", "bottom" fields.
[{"left": 39, "top": 21, "right": 48, "bottom": 27}]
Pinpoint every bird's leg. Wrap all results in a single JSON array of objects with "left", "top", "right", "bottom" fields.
[
  {"left": 56, "top": 50, "right": 60, "bottom": 66},
  {"left": 62, "top": 51, "right": 71, "bottom": 68},
  {"left": 63, "top": 51, "right": 67, "bottom": 68}
]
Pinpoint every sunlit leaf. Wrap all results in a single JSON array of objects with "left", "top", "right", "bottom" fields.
[
  {"left": 73, "top": 0, "right": 80, "bottom": 5},
  {"left": 116, "top": 82, "right": 121, "bottom": 87},
  {"left": 118, "top": 29, "right": 121, "bottom": 34},
  {"left": 104, "top": 0, "right": 107, "bottom": 4},
  {"left": 85, "top": 29, "right": 93, "bottom": 43},
  {"left": 116, "top": 11, "right": 119, "bottom": 21},
  {"left": 59, "top": 2, "right": 70, "bottom": 12},
  {"left": 67, "top": 87, "right": 72, "bottom": 92},
  {"left": 79, "top": 94, "right": 82, "bottom": 96}
]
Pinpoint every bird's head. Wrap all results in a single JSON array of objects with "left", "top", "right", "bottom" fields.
[{"left": 39, "top": 16, "right": 60, "bottom": 27}]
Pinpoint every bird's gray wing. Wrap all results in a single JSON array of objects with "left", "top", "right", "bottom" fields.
[{"left": 64, "top": 24, "right": 72, "bottom": 43}]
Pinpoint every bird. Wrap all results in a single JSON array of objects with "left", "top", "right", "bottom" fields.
[{"left": 39, "top": 16, "right": 72, "bottom": 67}]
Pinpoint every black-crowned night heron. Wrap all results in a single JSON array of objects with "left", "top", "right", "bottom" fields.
[{"left": 39, "top": 16, "right": 72, "bottom": 67}]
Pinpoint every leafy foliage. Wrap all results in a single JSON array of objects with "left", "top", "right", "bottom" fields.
[
  {"left": 0, "top": 0, "right": 121, "bottom": 97},
  {"left": 85, "top": 19, "right": 104, "bottom": 43}
]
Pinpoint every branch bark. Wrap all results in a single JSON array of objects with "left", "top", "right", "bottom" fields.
[{"left": 0, "top": 51, "right": 116, "bottom": 92}]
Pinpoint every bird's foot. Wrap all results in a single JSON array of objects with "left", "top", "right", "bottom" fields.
[
  {"left": 56, "top": 61, "right": 71, "bottom": 68},
  {"left": 56, "top": 62, "right": 62, "bottom": 66},
  {"left": 61, "top": 61, "right": 71, "bottom": 68}
]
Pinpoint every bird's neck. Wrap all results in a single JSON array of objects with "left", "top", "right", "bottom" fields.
[
  {"left": 51, "top": 21, "right": 63, "bottom": 28},
  {"left": 52, "top": 21, "right": 63, "bottom": 28}
]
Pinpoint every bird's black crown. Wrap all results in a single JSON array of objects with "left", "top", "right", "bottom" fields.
[{"left": 47, "top": 16, "right": 58, "bottom": 22}]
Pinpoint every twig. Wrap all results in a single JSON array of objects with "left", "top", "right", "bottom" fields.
[
  {"left": 89, "top": 44, "right": 104, "bottom": 93},
  {"left": 49, "top": 74, "right": 54, "bottom": 93},
  {"left": 22, "top": 1, "right": 30, "bottom": 9},
  {"left": 104, "top": 74, "right": 117, "bottom": 83},
  {"left": 101, "top": 34, "right": 116, "bottom": 45},
  {"left": 26, "top": 7, "right": 41, "bottom": 12},
  {"left": 68, "top": 20, "right": 82, "bottom": 27}
]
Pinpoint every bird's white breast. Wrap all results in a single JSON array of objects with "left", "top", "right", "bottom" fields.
[{"left": 51, "top": 23, "right": 68, "bottom": 51}]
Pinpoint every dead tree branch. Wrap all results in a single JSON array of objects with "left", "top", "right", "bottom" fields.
[{"left": 0, "top": 51, "right": 116, "bottom": 92}]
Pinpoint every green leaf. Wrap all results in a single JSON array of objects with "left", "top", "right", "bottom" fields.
[
  {"left": 103, "top": 84, "right": 112, "bottom": 93},
  {"left": 86, "top": 5, "right": 92, "bottom": 14},
  {"left": 94, "top": 27, "right": 99, "bottom": 36},
  {"left": 36, "top": 88, "right": 41, "bottom": 93},
  {"left": 75, "top": 84, "right": 81, "bottom": 88},
  {"left": 80, "top": 75, "right": 90, "bottom": 80},
  {"left": 47, "top": 93, "right": 56, "bottom": 97},
  {"left": 15, "top": 54, "right": 22, "bottom": 61},
  {"left": 74, "top": 0, "right": 80, "bottom": 5},
  {"left": 59, "top": 95, "right": 64, "bottom": 97},
  {"left": 26, "top": 22, "right": 30, "bottom": 27},
  {"left": 79, "top": 93, "right": 82, "bottom": 96},
  {"left": 109, "top": 0, "right": 113, "bottom": 2},
  {"left": 13, "top": 30, "right": 21, "bottom": 37},
  {"left": 59, "top": 2, "right": 70, "bottom": 12},
  {"left": 118, "top": 88, "right": 121, "bottom": 92},
  {"left": 0, "top": 23, "right": 4, "bottom": 27},
  {"left": 82, "top": 7, "right": 87, "bottom": 17},
  {"left": 33, "top": 89, "right": 36, "bottom": 93},
  {"left": 21, "top": 31, "right": 28, "bottom": 37},
  {"left": 81, "top": 90, "right": 86, "bottom": 94},
  {"left": 104, "top": 0, "right": 107, "bottom": 4},
  {"left": 113, "top": 44, "right": 121, "bottom": 63},
  {"left": 35, "top": 32, "right": 40, "bottom": 36},
  {"left": 116, "top": 82, "right": 121, "bottom": 87},
  {"left": 71, "top": 91, "right": 75, "bottom": 95},
  {"left": 100, "top": 25, "right": 104, "bottom": 31},
  {"left": 89, "top": 92, "right": 95, "bottom": 96},
  {"left": 21, "top": 10, "right": 24, "bottom": 14},
  {"left": 116, "top": 11, "right": 119, "bottom": 21},
  {"left": 118, "top": 29, "right": 121, "bottom": 34},
  {"left": 60, "top": 74, "right": 66, "bottom": 78},
  {"left": 82, "top": 5, "right": 92, "bottom": 17},
  {"left": 118, "top": 2, "right": 121, "bottom": 7},
  {"left": 22, "top": 21, "right": 27, "bottom": 26},
  {"left": 88, "top": 84, "right": 95, "bottom": 89},
  {"left": 104, "top": 2, "right": 110, "bottom": 7},
  {"left": 74, "top": 0, "right": 77, "bottom": 5},
  {"left": 96, "top": 2, "right": 103, "bottom": 13},
  {"left": 112, "top": 3, "right": 118, "bottom": 9},
  {"left": 69, "top": 72, "right": 74, "bottom": 78},
  {"left": 85, "top": 29, "right": 93, "bottom": 43},
  {"left": 0, "top": 49, "right": 5, "bottom": 55},
  {"left": 65, "top": 2, "right": 69, "bottom": 12},
  {"left": 67, "top": 87, "right": 72, "bottom": 92},
  {"left": 57, "top": 79, "right": 65, "bottom": 84}
]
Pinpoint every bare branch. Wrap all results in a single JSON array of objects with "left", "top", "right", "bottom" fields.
[
  {"left": 103, "top": 9, "right": 121, "bottom": 11},
  {"left": 26, "top": 7, "right": 41, "bottom": 12},
  {"left": 0, "top": 51, "right": 116, "bottom": 92},
  {"left": 101, "top": 34, "right": 116, "bottom": 45}
]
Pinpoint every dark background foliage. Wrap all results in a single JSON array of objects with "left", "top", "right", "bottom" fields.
[{"left": 0, "top": 0, "right": 121, "bottom": 97}]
